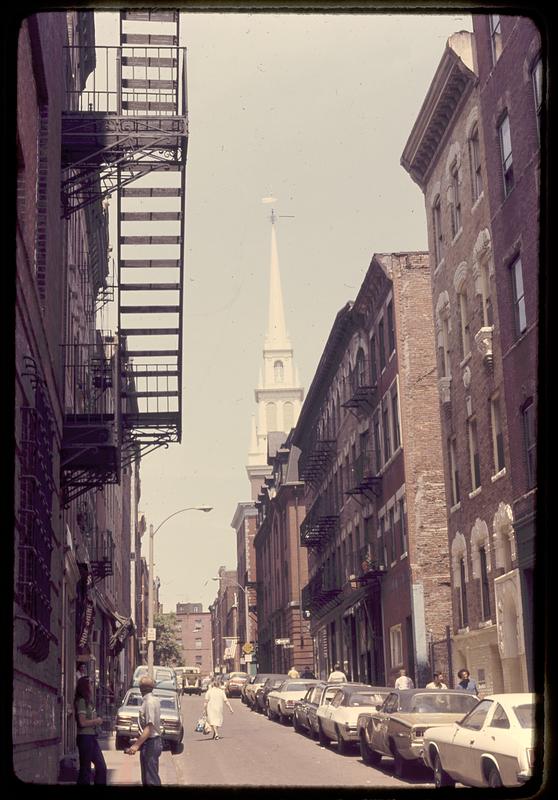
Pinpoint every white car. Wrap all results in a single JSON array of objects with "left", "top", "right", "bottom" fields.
[
  {"left": 422, "top": 692, "right": 537, "bottom": 788},
  {"left": 317, "top": 684, "right": 390, "bottom": 754},
  {"left": 266, "top": 679, "right": 318, "bottom": 723}
]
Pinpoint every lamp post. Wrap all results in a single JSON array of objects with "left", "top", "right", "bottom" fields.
[{"left": 147, "top": 505, "right": 212, "bottom": 677}]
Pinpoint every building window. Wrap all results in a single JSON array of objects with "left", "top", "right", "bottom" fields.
[
  {"left": 450, "top": 161, "right": 461, "bottom": 237},
  {"left": 440, "top": 316, "right": 451, "bottom": 377},
  {"left": 490, "top": 395, "right": 505, "bottom": 473},
  {"left": 266, "top": 402, "right": 277, "bottom": 431},
  {"left": 195, "top": 639, "right": 202, "bottom": 649},
  {"left": 498, "top": 113, "right": 514, "bottom": 196},
  {"left": 457, "top": 288, "right": 471, "bottom": 358},
  {"left": 356, "top": 347, "right": 366, "bottom": 387},
  {"left": 448, "top": 436, "right": 460, "bottom": 506},
  {"left": 378, "top": 516, "right": 387, "bottom": 567},
  {"left": 479, "top": 261, "right": 493, "bottom": 327},
  {"left": 510, "top": 255, "right": 527, "bottom": 336},
  {"left": 479, "top": 546, "right": 491, "bottom": 620},
  {"left": 390, "top": 625, "right": 403, "bottom": 668},
  {"left": 432, "top": 196, "right": 443, "bottom": 266},
  {"left": 389, "top": 506, "right": 396, "bottom": 562},
  {"left": 387, "top": 301, "right": 396, "bottom": 355},
  {"left": 469, "top": 125, "right": 483, "bottom": 202},
  {"left": 373, "top": 411, "right": 382, "bottom": 472},
  {"left": 522, "top": 398, "right": 537, "bottom": 490},
  {"left": 378, "top": 318, "right": 386, "bottom": 370},
  {"left": 369, "top": 335, "right": 378, "bottom": 385},
  {"left": 468, "top": 417, "right": 481, "bottom": 491},
  {"left": 398, "top": 498, "right": 407, "bottom": 554},
  {"left": 391, "top": 386, "right": 401, "bottom": 451},
  {"left": 459, "top": 557, "right": 469, "bottom": 627},
  {"left": 283, "top": 401, "right": 294, "bottom": 431},
  {"left": 532, "top": 56, "right": 543, "bottom": 138},
  {"left": 274, "top": 360, "right": 284, "bottom": 383},
  {"left": 489, "top": 14, "right": 503, "bottom": 64},
  {"left": 382, "top": 401, "right": 392, "bottom": 462}
]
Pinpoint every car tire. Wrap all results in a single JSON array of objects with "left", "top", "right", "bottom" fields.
[
  {"left": 318, "top": 721, "right": 329, "bottom": 748},
  {"left": 115, "top": 736, "right": 127, "bottom": 751},
  {"left": 359, "top": 732, "right": 381, "bottom": 766},
  {"left": 277, "top": 711, "right": 285, "bottom": 725},
  {"left": 487, "top": 764, "right": 503, "bottom": 788},
  {"left": 393, "top": 749, "right": 408, "bottom": 779},
  {"left": 169, "top": 741, "right": 181, "bottom": 755},
  {"left": 266, "top": 706, "right": 274, "bottom": 720},
  {"left": 433, "top": 753, "right": 455, "bottom": 788},
  {"left": 293, "top": 715, "right": 302, "bottom": 734},
  {"left": 335, "top": 725, "right": 347, "bottom": 755}
]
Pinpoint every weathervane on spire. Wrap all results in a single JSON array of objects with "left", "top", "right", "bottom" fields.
[{"left": 261, "top": 195, "right": 294, "bottom": 225}]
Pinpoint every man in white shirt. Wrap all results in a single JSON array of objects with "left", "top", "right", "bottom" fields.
[
  {"left": 394, "top": 668, "right": 414, "bottom": 689},
  {"left": 327, "top": 663, "right": 347, "bottom": 683},
  {"left": 425, "top": 672, "right": 448, "bottom": 689},
  {"left": 125, "top": 676, "right": 162, "bottom": 786}
]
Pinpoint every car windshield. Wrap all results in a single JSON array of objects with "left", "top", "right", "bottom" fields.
[
  {"left": 349, "top": 692, "right": 388, "bottom": 707},
  {"left": 229, "top": 672, "right": 248, "bottom": 679},
  {"left": 123, "top": 693, "right": 142, "bottom": 707},
  {"left": 513, "top": 703, "right": 535, "bottom": 728},
  {"left": 159, "top": 698, "right": 176, "bottom": 710},
  {"left": 284, "top": 682, "right": 312, "bottom": 692},
  {"left": 408, "top": 693, "right": 478, "bottom": 714}
]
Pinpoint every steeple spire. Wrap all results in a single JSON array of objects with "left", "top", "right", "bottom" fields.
[{"left": 265, "top": 211, "right": 289, "bottom": 348}]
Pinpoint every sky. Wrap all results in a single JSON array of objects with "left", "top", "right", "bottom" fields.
[{"left": 95, "top": 9, "right": 473, "bottom": 614}]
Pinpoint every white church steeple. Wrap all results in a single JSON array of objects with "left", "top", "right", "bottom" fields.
[{"left": 246, "top": 202, "right": 304, "bottom": 500}]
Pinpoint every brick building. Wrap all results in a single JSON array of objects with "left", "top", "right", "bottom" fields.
[
  {"left": 293, "top": 252, "right": 451, "bottom": 687},
  {"left": 471, "top": 13, "right": 542, "bottom": 691},
  {"left": 253, "top": 431, "right": 312, "bottom": 673},
  {"left": 209, "top": 567, "right": 240, "bottom": 673},
  {"left": 231, "top": 501, "right": 259, "bottom": 673},
  {"left": 401, "top": 29, "right": 532, "bottom": 692},
  {"left": 175, "top": 603, "right": 213, "bottom": 676}
]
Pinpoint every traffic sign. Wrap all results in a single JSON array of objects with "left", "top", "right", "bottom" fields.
[
  {"left": 275, "top": 638, "right": 290, "bottom": 645},
  {"left": 242, "top": 642, "right": 254, "bottom": 654}
]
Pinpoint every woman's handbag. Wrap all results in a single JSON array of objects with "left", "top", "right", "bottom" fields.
[{"left": 194, "top": 717, "right": 206, "bottom": 733}]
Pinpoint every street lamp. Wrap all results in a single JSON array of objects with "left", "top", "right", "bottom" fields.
[{"left": 147, "top": 505, "right": 213, "bottom": 677}]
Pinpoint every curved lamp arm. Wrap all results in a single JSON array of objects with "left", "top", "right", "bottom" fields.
[{"left": 152, "top": 505, "right": 212, "bottom": 537}]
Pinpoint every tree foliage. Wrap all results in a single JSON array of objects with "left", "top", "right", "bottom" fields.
[{"left": 153, "top": 612, "right": 182, "bottom": 666}]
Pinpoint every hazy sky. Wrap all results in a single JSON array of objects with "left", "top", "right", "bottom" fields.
[{"left": 96, "top": 10, "right": 472, "bottom": 613}]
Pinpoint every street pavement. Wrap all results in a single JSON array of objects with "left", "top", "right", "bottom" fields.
[{"left": 172, "top": 694, "right": 435, "bottom": 788}]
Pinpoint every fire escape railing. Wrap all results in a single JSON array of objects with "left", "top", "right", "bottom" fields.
[
  {"left": 345, "top": 450, "right": 382, "bottom": 502},
  {"left": 300, "top": 496, "right": 339, "bottom": 550}
]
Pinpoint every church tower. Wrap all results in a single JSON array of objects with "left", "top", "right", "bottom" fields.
[{"left": 246, "top": 208, "right": 304, "bottom": 499}]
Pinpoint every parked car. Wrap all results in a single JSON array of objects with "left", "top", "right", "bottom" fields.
[
  {"left": 422, "top": 693, "right": 537, "bottom": 789},
  {"left": 182, "top": 667, "right": 202, "bottom": 695},
  {"left": 360, "top": 689, "right": 479, "bottom": 778},
  {"left": 317, "top": 684, "right": 390, "bottom": 754},
  {"left": 200, "top": 675, "right": 212, "bottom": 693},
  {"left": 305, "top": 683, "right": 345, "bottom": 739},
  {"left": 131, "top": 666, "right": 180, "bottom": 697},
  {"left": 115, "top": 687, "right": 184, "bottom": 753},
  {"left": 240, "top": 675, "right": 254, "bottom": 704},
  {"left": 224, "top": 671, "right": 249, "bottom": 697},
  {"left": 267, "top": 679, "right": 319, "bottom": 724},
  {"left": 256, "top": 675, "right": 288, "bottom": 713},
  {"left": 293, "top": 683, "right": 323, "bottom": 737},
  {"left": 245, "top": 673, "right": 284, "bottom": 710}
]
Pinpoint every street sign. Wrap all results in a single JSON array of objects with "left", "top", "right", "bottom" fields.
[
  {"left": 147, "top": 627, "right": 156, "bottom": 642},
  {"left": 245, "top": 654, "right": 253, "bottom": 662},
  {"left": 242, "top": 642, "right": 254, "bottom": 654},
  {"left": 275, "top": 638, "right": 290, "bottom": 645}
]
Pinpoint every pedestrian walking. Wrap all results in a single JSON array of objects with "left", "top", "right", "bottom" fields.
[
  {"left": 300, "top": 666, "right": 316, "bottom": 679},
  {"left": 204, "top": 678, "right": 233, "bottom": 739},
  {"left": 327, "top": 663, "right": 347, "bottom": 683},
  {"left": 394, "top": 668, "right": 414, "bottom": 689},
  {"left": 287, "top": 665, "right": 300, "bottom": 678},
  {"left": 74, "top": 676, "right": 107, "bottom": 785},
  {"left": 425, "top": 672, "right": 448, "bottom": 689},
  {"left": 125, "top": 675, "right": 162, "bottom": 786},
  {"left": 456, "top": 668, "right": 479, "bottom": 695}
]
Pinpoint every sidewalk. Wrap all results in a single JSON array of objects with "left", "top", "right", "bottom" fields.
[{"left": 60, "top": 733, "right": 179, "bottom": 785}]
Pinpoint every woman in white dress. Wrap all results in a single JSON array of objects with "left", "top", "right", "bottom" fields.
[{"left": 204, "top": 678, "right": 233, "bottom": 739}]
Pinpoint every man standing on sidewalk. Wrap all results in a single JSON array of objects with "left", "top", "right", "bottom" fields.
[{"left": 125, "top": 676, "right": 162, "bottom": 786}]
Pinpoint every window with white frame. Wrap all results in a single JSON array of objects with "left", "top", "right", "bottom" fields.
[
  {"left": 448, "top": 436, "right": 460, "bottom": 506},
  {"left": 490, "top": 394, "right": 505, "bottom": 473},
  {"left": 531, "top": 55, "right": 542, "bottom": 139},
  {"left": 457, "top": 287, "right": 471, "bottom": 358},
  {"left": 432, "top": 196, "right": 443, "bottom": 266},
  {"left": 510, "top": 255, "right": 527, "bottom": 337},
  {"left": 450, "top": 160, "right": 461, "bottom": 237},
  {"left": 489, "top": 14, "right": 503, "bottom": 64},
  {"left": 498, "top": 112, "right": 514, "bottom": 196},
  {"left": 469, "top": 124, "right": 483, "bottom": 202},
  {"left": 391, "top": 385, "right": 401, "bottom": 451},
  {"left": 398, "top": 497, "right": 407, "bottom": 554},
  {"left": 373, "top": 411, "right": 382, "bottom": 472},
  {"left": 195, "top": 638, "right": 202, "bottom": 649},
  {"left": 382, "top": 401, "right": 392, "bottom": 462},
  {"left": 390, "top": 625, "right": 403, "bottom": 668},
  {"left": 468, "top": 417, "right": 481, "bottom": 491}
]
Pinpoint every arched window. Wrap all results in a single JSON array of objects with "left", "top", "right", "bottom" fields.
[
  {"left": 355, "top": 348, "right": 366, "bottom": 387},
  {"left": 283, "top": 402, "right": 294, "bottom": 431},
  {"left": 432, "top": 195, "right": 443, "bottom": 266},
  {"left": 469, "top": 124, "right": 483, "bottom": 202},
  {"left": 274, "top": 360, "right": 284, "bottom": 383},
  {"left": 266, "top": 402, "right": 277, "bottom": 431}
]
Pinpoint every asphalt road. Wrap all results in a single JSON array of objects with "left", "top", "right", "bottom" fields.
[{"left": 171, "top": 694, "right": 436, "bottom": 788}]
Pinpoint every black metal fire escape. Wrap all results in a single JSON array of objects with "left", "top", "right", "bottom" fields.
[
  {"left": 60, "top": 11, "right": 188, "bottom": 502},
  {"left": 345, "top": 449, "right": 382, "bottom": 505}
]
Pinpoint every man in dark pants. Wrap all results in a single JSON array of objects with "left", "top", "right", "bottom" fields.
[{"left": 125, "top": 675, "right": 162, "bottom": 785}]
